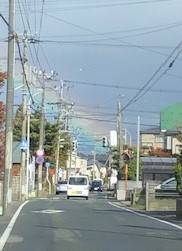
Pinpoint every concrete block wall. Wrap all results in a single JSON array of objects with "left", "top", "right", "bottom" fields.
[
  {"left": 146, "top": 182, "right": 176, "bottom": 211},
  {"left": 12, "top": 176, "right": 20, "bottom": 201},
  {"left": 0, "top": 181, "right": 2, "bottom": 205},
  {"left": 0, "top": 181, "right": 3, "bottom": 215},
  {"left": 176, "top": 198, "right": 182, "bottom": 219}
]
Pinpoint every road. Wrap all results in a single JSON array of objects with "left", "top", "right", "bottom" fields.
[{"left": 3, "top": 193, "right": 182, "bottom": 251}]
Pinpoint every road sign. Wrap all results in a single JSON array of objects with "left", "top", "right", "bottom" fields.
[
  {"left": 45, "top": 162, "right": 50, "bottom": 168},
  {"left": 58, "top": 168, "right": 63, "bottom": 178},
  {"left": 36, "top": 149, "right": 44, "bottom": 156},
  {"left": 36, "top": 156, "right": 44, "bottom": 165},
  {"left": 20, "top": 138, "right": 28, "bottom": 150}
]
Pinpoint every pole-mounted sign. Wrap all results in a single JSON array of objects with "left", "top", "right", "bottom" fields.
[{"left": 36, "top": 149, "right": 44, "bottom": 157}]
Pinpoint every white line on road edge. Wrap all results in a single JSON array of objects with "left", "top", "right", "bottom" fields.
[
  {"left": 0, "top": 201, "right": 29, "bottom": 251},
  {"left": 108, "top": 201, "right": 182, "bottom": 231}
]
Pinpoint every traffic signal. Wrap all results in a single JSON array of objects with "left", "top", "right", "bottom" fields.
[
  {"left": 102, "top": 136, "right": 108, "bottom": 147},
  {"left": 72, "top": 140, "right": 77, "bottom": 152},
  {"left": 123, "top": 151, "right": 130, "bottom": 164}
]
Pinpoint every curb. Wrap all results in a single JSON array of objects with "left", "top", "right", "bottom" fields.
[
  {"left": 0, "top": 201, "right": 29, "bottom": 251},
  {"left": 109, "top": 201, "right": 182, "bottom": 230}
]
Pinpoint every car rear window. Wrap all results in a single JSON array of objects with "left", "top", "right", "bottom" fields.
[
  {"left": 92, "top": 181, "right": 101, "bottom": 186},
  {"left": 58, "top": 181, "right": 67, "bottom": 184},
  {"left": 69, "top": 177, "right": 88, "bottom": 185}
]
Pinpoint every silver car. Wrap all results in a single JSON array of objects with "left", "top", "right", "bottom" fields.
[
  {"left": 155, "top": 177, "right": 177, "bottom": 192},
  {"left": 56, "top": 180, "right": 67, "bottom": 194}
]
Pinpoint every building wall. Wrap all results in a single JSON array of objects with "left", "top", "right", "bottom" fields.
[
  {"left": 172, "top": 137, "right": 182, "bottom": 154},
  {"left": 87, "top": 164, "right": 100, "bottom": 180},
  {"left": 0, "top": 181, "right": 3, "bottom": 214},
  {"left": 161, "top": 103, "right": 182, "bottom": 130},
  {"left": 141, "top": 133, "right": 182, "bottom": 155},
  {"left": 67, "top": 155, "right": 87, "bottom": 176},
  {"left": 76, "top": 157, "right": 87, "bottom": 175},
  {"left": 143, "top": 172, "right": 174, "bottom": 184},
  {"left": 12, "top": 164, "right": 21, "bottom": 201},
  {"left": 12, "top": 176, "right": 20, "bottom": 201},
  {"left": 141, "top": 134, "right": 164, "bottom": 149}
]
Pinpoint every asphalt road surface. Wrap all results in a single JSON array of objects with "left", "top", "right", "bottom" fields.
[{"left": 3, "top": 192, "right": 182, "bottom": 251}]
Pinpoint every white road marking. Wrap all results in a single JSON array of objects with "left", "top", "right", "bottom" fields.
[
  {"left": 108, "top": 201, "right": 182, "bottom": 231},
  {"left": 51, "top": 197, "right": 61, "bottom": 200},
  {"left": 0, "top": 201, "right": 29, "bottom": 251},
  {"left": 32, "top": 209, "right": 64, "bottom": 214}
]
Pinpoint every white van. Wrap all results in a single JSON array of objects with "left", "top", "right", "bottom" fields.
[{"left": 67, "top": 176, "right": 89, "bottom": 200}]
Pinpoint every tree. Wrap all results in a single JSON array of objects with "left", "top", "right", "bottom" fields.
[
  {"left": 0, "top": 71, "right": 7, "bottom": 87},
  {"left": 13, "top": 105, "right": 23, "bottom": 141},
  {"left": 44, "top": 122, "right": 59, "bottom": 163},
  {"left": 59, "top": 132, "right": 71, "bottom": 168},
  {"left": 175, "top": 150, "right": 182, "bottom": 195},
  {"left": 127, "top": 149, "right": 142, "bottom": 180},
  {"left": 111, "top": 148, "right": 119, "bottom": 170},
  {"left": 13, "top": 106, "right": 71, "bottom": 166}
]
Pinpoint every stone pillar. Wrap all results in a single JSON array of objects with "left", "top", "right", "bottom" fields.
[{"left": 176, "top": 198, "right": 182, "bottom": 219}]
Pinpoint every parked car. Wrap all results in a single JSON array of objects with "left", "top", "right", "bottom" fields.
[
  {"left": 67, "top": 176, "right": 89, "bottom": 200},
  {"left": 155, "top": 177, "right": 177, "bottom": 192},
  {"left": 90, "top": 179, "right": 103, "bottom": 192},
  {"left": 56, "top": 180, "right": 67, "bottom": 194}
]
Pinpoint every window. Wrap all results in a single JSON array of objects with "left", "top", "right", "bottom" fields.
[
  {"left": 69, "top": 177, "right": 87, "bottom": 185},
  {"left": 142, "top": 142, "right": 153, "bottom": 148},
  {"left": 155, "top": 136, "right": 164, "bottom": 143}
]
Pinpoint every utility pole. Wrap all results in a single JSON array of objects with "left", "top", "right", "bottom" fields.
[
  {"left": 55, "top": 81, "right": 64, "bottom": 183},
  {"left": 117, "top": 101, "right": 123, "bottom": 175},
  {"left": 37, "top": 77, "right": 45, "bottom": 197},
  {"left": 20, "top": 30, "right": 28, "bottom": 201},
  {"left": 3, "top": 0, "right": 15, "bottom": 209},
  {"left": 136, "top": 116, "right": 140, "bottom": 187},
  {"left": 55, "top": 109, "right": 61, "bottom": 183},
  {"left": 124, "top": 128, "right": 127, "bottom": 145},
  {"left": 93, "top": 150, "right": 96, "bottom": 179},
  {"left": 26, "top": 98, "right": 31, "bottom": 199}
]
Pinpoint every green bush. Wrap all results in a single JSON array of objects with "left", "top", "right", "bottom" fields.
[{"left": 175, "top": 163, "right": 182, "bottom": 195}]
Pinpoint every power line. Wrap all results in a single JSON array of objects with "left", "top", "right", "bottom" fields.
[
  {"left": 35, "top": 0, "right": 180, "bottom": 12},
  {"left": 42, "top": 22, "right": 182, "bottom": 44},
  {"left": 39, "top": 44, "right": 52, "bottom": 72},
  {"left": 36, "top": 0, "right": 45, "bottom": 62},
  {"left": 0, "top": 11, "right": 35, "bottom": 104},
  {"left": 20, "top": 0, "right": 43, "bottom": 70},
  {"left": 72, "top": 115, "right": 158, "bottom": 127},
  {"left": 42, "top": 13, "right": 182, "bottom": 60},
  {"left": 40, "top": 19, "right": 182, "bottom": 39},
  {"left": 76, "top": 103, "right": 159, "bottom": 114},
  {"left": 16, "top": 36, "right": 35, "bottom": 104},
  {"left": 121, "top": 38, "right": 182, "bottom": 111},
  {"left": 38, "top": 37, "right": 173, "bottom": 49},
  {"left": 17, "top": 0, "right": 54, "bottom": 89},
  {"left": 64, "top": 79, "right": 182, "bottom": 94}
]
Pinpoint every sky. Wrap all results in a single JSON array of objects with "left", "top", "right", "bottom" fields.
[{"left": 1, "top": 0, "right": 182, "bottom": 153}]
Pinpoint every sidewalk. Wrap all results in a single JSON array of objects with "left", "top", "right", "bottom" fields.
[
  {"left": 0, "top": 202, "right": 21, "bottom": 238},
  {"left": 118, "top": 200, "right": 182, "bottom": 228}
]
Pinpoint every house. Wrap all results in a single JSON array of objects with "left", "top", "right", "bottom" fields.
[
  {"left": 141, "top": 156, "right": 177, "bottom": 184},
  {"left": 86, "top": 159, "right": 102, "bottom": 181},
  {"left": 141, "top": 127, "right": 182, "bottom": 156},
  {"left": 66, "top": 153, "right": 87, "bottom": 176}
]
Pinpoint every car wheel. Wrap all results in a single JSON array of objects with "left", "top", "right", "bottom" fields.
[
  {"left": 86, "top": 197, "right": 88, "bottom": 200},
  {"left": 67, "top": 196, "right": 70, "bottom": 200}
]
